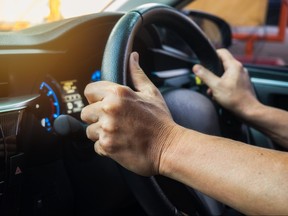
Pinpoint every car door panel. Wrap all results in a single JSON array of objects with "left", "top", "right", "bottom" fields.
[{"left": 246, "top": 65, "right": 288, "bottom": 149}]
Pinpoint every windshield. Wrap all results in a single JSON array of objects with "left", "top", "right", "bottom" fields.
[
  {"left": 0, "top": 0, "right": 113, "bottom": 31},
  {"left": 0, "top": 0, "right": 190, "bottom": 31},
  {"left": 187, "top": 0, "right": 288, "bottom": 67},
  {"left": 0, "top": 0, "right": 286, "bottom": 68}
]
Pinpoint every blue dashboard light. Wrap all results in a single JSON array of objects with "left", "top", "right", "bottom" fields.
[
  {"left": 39, "top": 81, "right": 61, "bottom": 131},
  {"left": 91, "top": 70, "right": 101, "bottom": 82}
]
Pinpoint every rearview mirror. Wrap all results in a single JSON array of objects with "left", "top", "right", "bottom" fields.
[{"left": 183, "top": 10, "right": 232, "bottom": 48}]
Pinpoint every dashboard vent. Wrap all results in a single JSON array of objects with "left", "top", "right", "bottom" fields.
[
  {"left": 0, "top": 110, "right": 23, "bottom": 162},
  {"left": 0, "top": 110, "right": 23, "bottom": 138}
]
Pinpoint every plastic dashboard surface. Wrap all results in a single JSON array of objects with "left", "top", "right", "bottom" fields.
[
  {"left": 0, "top": 12, "right": 130, "bottom": 215},
  {"left": 0, "top": 9, "right": 196, "bottom": 214},
  {"left": 0, "top": 12, "right": 124, "bottom": 129}
]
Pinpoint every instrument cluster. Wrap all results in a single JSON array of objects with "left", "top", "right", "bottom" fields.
[
  {"left": 36, "top": 69, "right": 102, "bottom": 131},
  {"left": 37, "top": 76, "right": 85, "bottom": 131}
]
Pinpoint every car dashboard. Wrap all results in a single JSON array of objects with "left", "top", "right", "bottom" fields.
[
  {"left": 0, "top": 12, "right": 145, "bottom": 215},
  {"left": 0, "top": 10, "right": 197, "bottom": 215}
]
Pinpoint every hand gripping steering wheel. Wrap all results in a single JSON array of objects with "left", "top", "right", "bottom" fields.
[{"left": 101, "top": 3, "right": 224, "bottom": 216}]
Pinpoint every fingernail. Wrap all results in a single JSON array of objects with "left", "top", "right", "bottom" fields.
[
  {"left": 131, "top": 52, "right": 139, "bottom": 64},
  {"left": 193, "top": 65, "right": 202, "bottom": 74}
]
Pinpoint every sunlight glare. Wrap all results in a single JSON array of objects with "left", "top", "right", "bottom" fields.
[{"left": 0, "top": 0, "right": 113, "bottom": 30}]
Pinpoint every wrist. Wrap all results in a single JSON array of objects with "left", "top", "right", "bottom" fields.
[
  {"left": 234, "top": 98, "right": 263, "bottom": 122},
  {"left": 230, "top": 95, "right": 261, "bottom": 119},
  {"left": 157, "top": 124, "right": 189, "bottom": 176}
]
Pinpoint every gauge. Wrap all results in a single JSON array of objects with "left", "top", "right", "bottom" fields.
[
  {"left": 60, "top": 80, "right": 84, "bottom": 114},
  {"left": 91, "top": 70, "right": 101, "bottom": 82},
  {"left": 35, "top": 76, "right": 85, "bottom": 131},
  {"left": 38, "top": 80, "right": 61, "bottom": 131}
]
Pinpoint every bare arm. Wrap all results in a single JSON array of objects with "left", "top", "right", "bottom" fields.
[
  {"left": 160, "top": 125, "right": 288, "bottom": 215},
  {"left": 240, "top": 102, "right": 288, "bottom": 148},
  {"left": 81, "top": 52, "right": 288, "bottom": 215},
  {"left": 193, "top": 49, "right": 288, "bottom": 148}
]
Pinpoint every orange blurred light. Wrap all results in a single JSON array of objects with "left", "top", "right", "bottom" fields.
[{"left": 0, "top": 0, "right": 113, "bottom": 31}]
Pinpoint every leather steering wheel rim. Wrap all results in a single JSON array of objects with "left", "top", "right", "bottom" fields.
[
  {"left": 101, "top": 3, "right": 224, "bottom": 216},
  {"left": 102, "top": 3, "right": 223, "bottom": 85}
]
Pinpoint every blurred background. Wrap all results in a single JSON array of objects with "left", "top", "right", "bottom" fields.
[
  {"left": 187, "top": 0, "right": 288, "bottom": 65},
  {"left": 0, "top": 0, "right": 287, "bottom": 66},
  {"left": 0, "top": 0, "right": 113, "bottom": 31}
]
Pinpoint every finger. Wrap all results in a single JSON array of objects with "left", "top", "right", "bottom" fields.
[
  {"left": 86, "top": 123, "right": 100, "bottom": 142},
  {"left": 217, "top": 49, "right": 239, "bottom": 69},
  {"left": 84, "top": 81, "right": 117, "bottom": 104},
  {"left": 192, "top": 64, "right": 220, "bottom": 89},
  {"left": 207, "top": 88, "right": 213, "bottom": 97},
  {"left": 129, "top": 52, "right": 155, "bottom": 94},
  {"left": 81, "top": 102, "right": 103, "bottom": 124},
  {"left": 218, "top": 49, "right": 246, "bottom": 81},
  {"left": 94, "top": 140, "right": 108, "bottom": 156}
]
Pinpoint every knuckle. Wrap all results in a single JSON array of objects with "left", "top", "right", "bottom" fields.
[
  {"left": 112, "top": 85, "right": 131, "bottom": 97},
  {"left": 101, "top": 138, "right": 117, "bottom": 154},
  {"left": 86, "top": 127, "right": 93, "bottom": 140},
  {"left": 80, "top": 107, "right": 87, "bottom": 121},
  {"left": 86, "top": 125, "right": 97, "bottom": 141},
  {"left": 212, "top": 77, "right": 220, "bottom": 85},
  {"left": 234, "top": 60, "right": 244, "bottom": 70},
  {"left": 102, "top": 102, "right": 119, "bottom": 115},
  {"left": 141, "top": 83, "right": 160, "bottom": 97},
  {"left": 94, "top": 142, "right": 108, "bottom": 156},
  {"left": 81, "top": 105, "right": 98, "bottom": 123},
  {"left": 84, "top": 82, "right": 95, "bottom": 97},
  {"left": 102, "top": 96, "right": 124, "bottom": 115},
  {"left": 86, "top": 132, "right": 93, "bottom": 141},
  {"left": 101, "top": 120, "right": 118, "bottom": 133},
  {"left": 150, "top": 86, "right": 161, "bottom": 96}
]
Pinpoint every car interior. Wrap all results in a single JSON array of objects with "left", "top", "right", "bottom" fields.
[{"left": 0, "top": 0, "right": 287, "bottom": 215}]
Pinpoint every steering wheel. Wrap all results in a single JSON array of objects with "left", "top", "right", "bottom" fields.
[{"left": 101, "top": 3, "right": 225, "bottom": 216}]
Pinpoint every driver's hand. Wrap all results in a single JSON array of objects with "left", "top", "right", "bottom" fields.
[
  {"left": 81, "top": 52, "right": 177, "bottom": 176},
  {"left": 192, "top": 49, "right": 258, "bottom": 118}
]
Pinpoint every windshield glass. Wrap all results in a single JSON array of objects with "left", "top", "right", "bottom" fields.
[
  {"left": 0, "top": 0, "right": 113, "bottom": 31},
  {"left": 0, "top": 0, "right": 286, "bottom": 68},
  {"left": 0, "top": 0, "right": 187, "bottom": 31},
  {"left": 187, "top": 0, "right": 288, "bottom": 67}
]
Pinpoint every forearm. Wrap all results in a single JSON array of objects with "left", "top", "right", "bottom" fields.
[
  {"left": 160, "top": 126, "right": 288, "bottom": 215},
  {"left": 238, "top": 101, "right": 288, "bottom": 149}
]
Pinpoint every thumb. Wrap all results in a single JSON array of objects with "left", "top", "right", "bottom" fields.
[
  {"left": 192, "top": 64, "right": 220, "bottom": 89},
  {"left": 129, "top": 52, "right": 154, "bottom": 93}
]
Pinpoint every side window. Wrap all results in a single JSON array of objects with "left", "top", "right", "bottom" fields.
[{"left": 186, "top": 0, "right": 287, "bottom": 68}]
